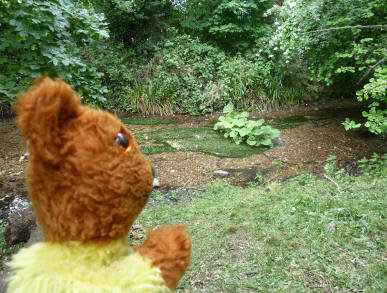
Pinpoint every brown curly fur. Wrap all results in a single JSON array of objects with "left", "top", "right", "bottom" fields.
[
  {"left": 14, "top": 77, "right": 153, "bottom": 242},
  {"left": 15, "top": 77, "right": 191, "bottom": 288},
  {"left": 134, "top": 225, "right": 191, "bottom": 289}
]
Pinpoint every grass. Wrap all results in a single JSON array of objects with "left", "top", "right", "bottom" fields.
[
  {"left": 121, "top": 117, "right": 178, "bottom": 125},
  {"left": 135, "top": 127, "right": 270, "bottom": 157},
  {"left": 130, "top": 173, "right": 386, "bottom": 292}
]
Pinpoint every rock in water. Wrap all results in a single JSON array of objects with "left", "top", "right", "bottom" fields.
[
  {"left": 3, "top": 206, "right": 36, "bottom": 246},
  {"left": 213, "top": 170, "right": 229, "bottom": 178}
]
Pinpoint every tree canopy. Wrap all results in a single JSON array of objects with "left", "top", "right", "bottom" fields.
[{"left": 0, "top": 0, "right": 386, "bottom": 132}]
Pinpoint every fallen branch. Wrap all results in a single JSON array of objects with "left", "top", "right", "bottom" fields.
[
  {"left": 324, "top": 174, "right": 343, "bottom": 193},
  {"left": 296, "top": 25, "right": 387, "bottom": 35}
]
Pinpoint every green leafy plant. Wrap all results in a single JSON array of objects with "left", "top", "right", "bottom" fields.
[
  {"left": 265, "top": 0, "right": 386, "bottom": 135},
  {"left": 324, "top": 155, "right": 346, "bottom": 178},
  {"left": 181, "top": 0, "right": 272, "bottom": 52},
  {"left": 358, "top": 153, "right": 387, "bottom": 177},
  {"left": 342, "top": 118, "right": 361, "bottom": 131},
  {"left": 324, "top": 153, "right": 386, "bottom": 179},
  {"left": 254, "top": 172, "right": 265, "bottom": 184},
  {"left": 0, "top": 0, "right": 109, "bottom": 104},
  {"left": 214, "top": 103, "right": 280, "bottom": 147},
  {"left": 343, "top": 67, "right": 387, "bottom": 135}
]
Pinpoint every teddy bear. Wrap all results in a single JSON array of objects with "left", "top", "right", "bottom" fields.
[{"left": 7, "top": 77, "right": 191, "bottom": 292}]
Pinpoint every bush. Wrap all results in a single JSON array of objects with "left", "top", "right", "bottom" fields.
[
  {"left": 343, "top": 66, "right": 387, "bottom": 134},
  {"left": 87, "top": 30, "right": 306, "bottom": 115},
  {"left": 264, "top": 0, "right": 386, "bottom": 133},
  {"left": 0, "top": 0, "right": 108, "bottom": 104}
]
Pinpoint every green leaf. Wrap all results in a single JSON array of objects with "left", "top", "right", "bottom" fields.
[
  {"left": 223, "top": 103, "right": 234, "bottom": 113},
  {"left": 229, "top": 130, "right": 238, "bottom": 138},
  {"left": 246, "top": 136, "right": 257, "bottom": 146},
  {"left": 238, "top": 127, "right": 250, "bottom": 137},
  {"left": 260, "top": 138, "right": 273, "bottom": 146},
  {"left": 234, "top": 118, "right": 246, "bottom": 127}
]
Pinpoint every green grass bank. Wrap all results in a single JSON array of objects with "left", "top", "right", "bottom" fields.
[{"left": 132, "top": 173, "right": 386, "bottom": 292}]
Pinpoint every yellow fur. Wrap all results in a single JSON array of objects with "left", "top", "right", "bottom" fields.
[{"left": 7, "top": 239, "right": 170, "bottom": 292}]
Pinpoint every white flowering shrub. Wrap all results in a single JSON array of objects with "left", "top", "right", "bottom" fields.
[{"left": 257, "top": 0, "right": 386, "bottom": 135}]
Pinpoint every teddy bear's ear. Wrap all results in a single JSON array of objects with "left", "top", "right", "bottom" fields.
[{"left": 14, "top": 77, "right": 81, "bottom": 164}]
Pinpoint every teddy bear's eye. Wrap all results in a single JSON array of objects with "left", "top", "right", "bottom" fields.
[
  {"left": 115, "top": 133, "right": 133, "bottom": 153},
  {"left": 115, "top": 133, "right": 128, "bottom": 148}
]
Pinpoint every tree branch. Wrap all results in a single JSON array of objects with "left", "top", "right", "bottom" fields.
[
  {"left": 357, "top": 56, "right": 387, "bottom": 85},
  {"left": 360, "top": 81, "right": 387, "bottom": 92},
  {"left": 296, "top": 25, "right": 387, "bottom": 35}
]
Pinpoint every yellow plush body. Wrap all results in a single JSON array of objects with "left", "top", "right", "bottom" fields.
[{"left": 7, "top": 240, "right": 170, "bottom": 293}]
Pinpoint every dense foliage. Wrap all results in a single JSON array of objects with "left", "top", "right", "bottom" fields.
[
  {"left": 265, "top": 0, "right": 386, "bottom": 133},
  {"left": 0, "top": 0, "right": 108, "bottom": 103},
  {"left": 181, "top": 0, "right": 273, "bottom": 52},
  {"left": 343, "top": 66, "right": 387, "bottom": 134},
  {"left": 0, "top": 0, "right": 385, "bottom": 133}
]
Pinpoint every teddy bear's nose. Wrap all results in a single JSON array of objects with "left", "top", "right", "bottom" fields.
[{"left": 151, "top": 166, "right": 156, "bottom": 177}]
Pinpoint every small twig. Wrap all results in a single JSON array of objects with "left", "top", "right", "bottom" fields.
[
  {"left": 324, "top": 174, "right": 343, "bottom": 193},
  {"left": 357, "top": 56, "right": 387, "bottom": 85},
  {"left": 360, "top": 81, "right": 387, "bottom": 92},
  {"left": 296, "top": 25, "right": 387, "bottom": 35}
]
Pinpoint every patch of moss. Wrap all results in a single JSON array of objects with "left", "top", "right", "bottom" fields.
[
  {"left": 134, "top": 115, "right": 307, "bottom": 157},
  {"left": 267, "top": 115, "right": 307, "bottom": 129},
  {"left": 141, "top": 142, "right": 176, "bottom": 155},
  {"left": 135, "top": 128, "right": 269, "bottom": 158},
  {"left": 121, "top": 117, "right": 178, "bottom": 125}
]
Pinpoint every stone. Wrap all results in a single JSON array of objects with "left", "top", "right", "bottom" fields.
[
  {"left": 304, "top": 115, "right": 324, "bottom": 121},
  {"left": 8, "top": 195, "right": 29, "bottom": 214},
  {"left": 312, "top": 121, "right": 327, "bottom": 127},
  {"left": 272, "top": 137, "right": 283, "bottom": 145},
  {"left": 152, "top": 178, "right": 160, "bottom": 188},
  {"left": 10, "top": 171, "right": 23, "bottom": 176},
  {"left": 25, "top": 224, "right": 44, "bottom": 248},
  {"left": 3, "top": 206, "right": 36, "bottom": 246},
  {"left": 19, "top": 152, "right": 29, "bottom": 162},
  {"left": 213, "top": 170, "right": 229, "bottom": 178}
]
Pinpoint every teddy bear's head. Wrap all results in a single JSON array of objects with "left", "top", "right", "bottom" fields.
[{"left": 15, "top": 77, "right": 154, "bottom": 242}]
